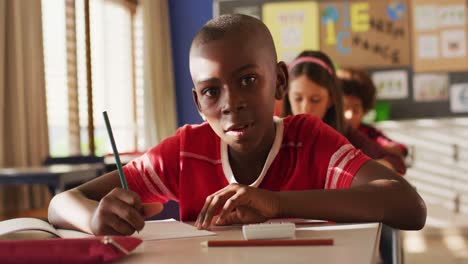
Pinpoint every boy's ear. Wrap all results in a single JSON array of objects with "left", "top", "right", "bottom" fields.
[
  {"left": 275, "top": 61, "right": 289, "bottom": 100},
  {"left": 192, "top": 88, "right": 206, "bottom": 121}
]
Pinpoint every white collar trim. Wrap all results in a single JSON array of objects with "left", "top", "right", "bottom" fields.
[{"left": 221, "top": 116, "right": 284, "bottom": 187}]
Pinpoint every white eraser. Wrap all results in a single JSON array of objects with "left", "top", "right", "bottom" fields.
[{"left": 242, "top": 222, "right": 296, "bottom": 240}]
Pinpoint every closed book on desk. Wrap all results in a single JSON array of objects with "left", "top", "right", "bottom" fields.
[{"left": 0, "top": 218, "right": 142, "bottom": 264}]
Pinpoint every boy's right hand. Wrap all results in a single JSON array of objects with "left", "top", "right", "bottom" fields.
[{"left": 90, "top": 188, "right": 146, "bottom": 235}]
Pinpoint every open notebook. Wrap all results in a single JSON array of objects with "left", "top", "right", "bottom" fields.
[{"left": 0, "top": 218, "right": 215, "bottom": 240}]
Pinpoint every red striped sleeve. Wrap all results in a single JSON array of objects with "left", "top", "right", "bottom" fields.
[
  {"left": 123, "top": 132, "right": 181, "bottom": 203},
  {"left": 325, "top": 144, "right": 370, "bottom": 189}
]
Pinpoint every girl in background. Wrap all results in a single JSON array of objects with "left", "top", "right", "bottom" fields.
[{"left": 283, "top": 50, "right": 406, "bottom": 175}]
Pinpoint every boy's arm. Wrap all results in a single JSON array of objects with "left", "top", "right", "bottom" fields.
[
  {"left": 278, "top": 160, "right": 426, "bottom": 230},
  {"left": 48, "top": 170, "right": 121, "bottom": 233},
  {"left": 198, "top": 160, "right": 426, "bottom": 230},
  {"left": 48, "top": 170, "right": 162, "bottom": 235},
  {"left": 48, "top": 188, "right": 99, "bottom": 234}
]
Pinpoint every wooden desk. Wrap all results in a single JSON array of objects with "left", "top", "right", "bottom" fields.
[
  {"left": 0, "top": 221, "right": 381, "bottom": 263},
  {"left": 0, "top": 164, "right": 104, "bottom": 194},
  {"left": 119, "top": 222, "right": 382, "bottom": 264}
]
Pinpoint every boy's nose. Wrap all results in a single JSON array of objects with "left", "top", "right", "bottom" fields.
[{"left": 221, "top": 88, "right": 247, "bottom": 114}]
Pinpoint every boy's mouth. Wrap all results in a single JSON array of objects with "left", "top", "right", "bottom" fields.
[{"left": 225, "top": 123, "right": 251, "bottom": 137}]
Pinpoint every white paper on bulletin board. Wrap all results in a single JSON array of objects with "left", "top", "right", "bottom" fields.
[
  {"left": 414, "top": 5, "right": 438, "bottom": 30},
  {"left": 450, "top": 83, "right": 468, "bottom": 113},
  {"left": 412, "top": 0, "right": 468, "bottom": 72},
  {"left": 413, "top": 73, "right": 449, "bottom": 102},
  {"left": 417, "top": 34, "right": 439, "bottom": 59},
  {"left": 263, "top": 1, "right": 319, "bottom": 63},
  {"left": 233, "top": 6, "right": 261, "bottom": 19},
  {"left": 371, "top": 70, "right": 408, "bottom": 100},
  {"left": 441, "top": 29, "right": 466, "bottom": 58},
  {"left": 439, "top": 5, "right": 465, "bottom": 27}
]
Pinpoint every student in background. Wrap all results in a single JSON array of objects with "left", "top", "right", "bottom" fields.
[
  {"left": 338, "top": 68, "right": 408, "bottom": 158},
  {"left": 284, "top": 50, "right": 406, "bottom": 175},
  {"left": 49, "top": 15, "right": 424, "bottom": 235}
]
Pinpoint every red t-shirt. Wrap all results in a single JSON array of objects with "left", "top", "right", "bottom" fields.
[
  {"left": 359, "top": 123, "right": 408, "bottom": 156},
  {"left": 123, "top": 114, "right": 370, "bottom": 221}
]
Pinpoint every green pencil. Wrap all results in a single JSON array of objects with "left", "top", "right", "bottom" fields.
[{"left": 102, "top": 111, "right": 128, "bottom": 190}]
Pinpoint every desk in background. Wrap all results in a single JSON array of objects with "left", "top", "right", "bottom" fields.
[
  {"left": 0, "top": 164, "right": 104, "bottom": 194},
  {"left": 104, "top": 152, "right": 141, "bottom": 173}
]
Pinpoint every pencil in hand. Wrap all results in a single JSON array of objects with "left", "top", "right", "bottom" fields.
[{"left": 102, "top": 111, "right": 128, "bottom": 190}]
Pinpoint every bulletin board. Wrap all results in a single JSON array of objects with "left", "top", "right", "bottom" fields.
[
  {"left": 262, "top": 1, "right": 320, "bottom": 63},
  {"left": 319, "top": 0, "right": 410, "bottom": 68},
  {"left": 215, "top": 0, "right": 320, "bottom": 63},
  {"left": 214, "top": 0, "right": 468, "bottom": 119},
  {"left": 411, "top": 0, "right": 468, "bottom": 72}
]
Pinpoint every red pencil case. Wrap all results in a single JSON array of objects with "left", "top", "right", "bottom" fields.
[{"left": 0, "top": 236, "right": 142, "bottom": 264}]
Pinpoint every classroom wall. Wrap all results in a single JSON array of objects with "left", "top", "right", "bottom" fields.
[
  {"left": 215, "top": 0, "right": 468, "bottom": 120},
  {"left": 169, "top": 0, "right": 213, "bottom": 127}
]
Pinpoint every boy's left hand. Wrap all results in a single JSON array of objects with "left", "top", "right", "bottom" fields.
[{"left": 195, "top": 183, "right": 280, "bottom": 230}]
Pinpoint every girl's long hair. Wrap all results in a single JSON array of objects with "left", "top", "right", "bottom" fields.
[{"left": 284, "top": 50, "right": 345, "bottom": 134}]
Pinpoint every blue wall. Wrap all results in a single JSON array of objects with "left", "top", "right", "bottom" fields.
[{"left": 169, "top": 0, "right": 213, "bottom": 127}]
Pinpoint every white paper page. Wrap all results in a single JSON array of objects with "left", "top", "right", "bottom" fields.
[
  {"left": 413, "top": 73, "right": 449, "bottom": 102},
  {"left": 414, "top": 5, "right": 438, "bottom": 31},
  {"left": 372, "top": 70, "right": 409, "bottom": 100},
  {"left": 0, "top": 218, "right": 61, "bottom": 237},
  {"left": 136, "top": 219, "right": 215, "bottom": 241},
  {"left": 441, "top": 29, "right": 466, "bottom": 58},
  {"left": 57, "top": 229, "right": 94, "bottom": 239},
  {"left": 417, "top": 35, "right": 439, "bottom": 59}
]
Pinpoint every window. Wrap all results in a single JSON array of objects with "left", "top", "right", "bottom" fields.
[
  {"left": 42, "top": 0, "right": 69, "bottom": 156},
  {"left": 42, "top": 0, "right": 144, "bottom": 157}
]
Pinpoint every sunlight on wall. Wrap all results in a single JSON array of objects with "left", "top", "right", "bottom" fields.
[{"left": 404, "top": 231, "right": 427, "bottom": 253}]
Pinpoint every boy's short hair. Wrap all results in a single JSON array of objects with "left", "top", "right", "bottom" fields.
[
  {"left": 338, "top": 68, "right": 376, "bottom": 113},
  {"left": 190, "top": 14, "right": 277, "bottom": 62}
]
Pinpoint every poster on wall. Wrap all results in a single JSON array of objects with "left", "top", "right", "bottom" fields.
[
  {"left": 450, "top": 83, "right": 468, "bottom": 113},
  {"left": 412, "top": 0, "right": 468, "bottom": 72},
  {"left": 262, "top": 1, "right": 320, "bottom": 63},
  {"left": 319, "top": 0, "right": 410, "bottom": 68},
  {"left": 216, "top": 0, "right": 264, "bottom": 19},
  {"left": 232, "top": 6, "right": 261, "bottom": 19},
  {"left": 371, "top": 70, "right": 408, "bottom": 100},
  {"left": 413, "top": 73, "right": 449, "bottom": 102}
]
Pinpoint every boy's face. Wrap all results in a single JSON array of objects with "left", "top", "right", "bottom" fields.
[
  {"left": 190, "top": 34, "right": 286, "bottom": 154},
  {"left": 343, "top": 95, "right": 364, "bottom": 129}
]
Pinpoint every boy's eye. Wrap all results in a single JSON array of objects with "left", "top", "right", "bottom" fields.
[
  {"left": 202, "top": 87, "right": 220, "bottom": 97},
  {"left": 240, "top": 76, "right": 257, "bottom": 87},
  {"left": 294, "top": 97, "right": 302, "bottom": 103},
  {"left": 311, "top": 98, "right": 321, "bottom": 103}
]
